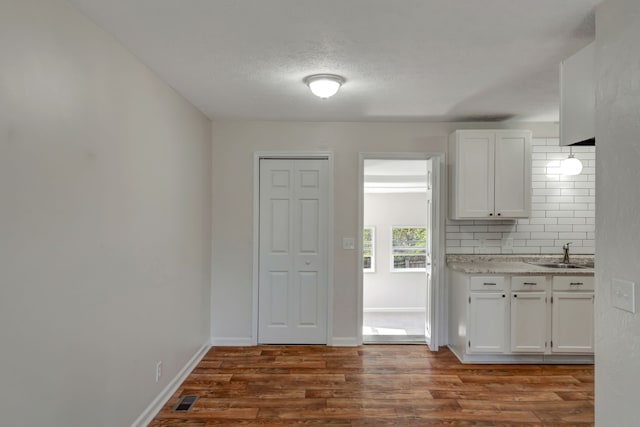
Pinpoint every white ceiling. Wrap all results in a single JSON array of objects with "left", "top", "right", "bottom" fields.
[{"left": 68, "top": 0, "right": 600, "bottom": 122}]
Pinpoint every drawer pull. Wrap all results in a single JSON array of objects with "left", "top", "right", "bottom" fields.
[
  {"left": 483, "top": 282, "right": 497, "bottom": 286},
  {"left": 570, "top": 282, "right": 584, "bottom": 286},
  {"left": 523, "top": 282, "right": 537, "bottom": 285}
]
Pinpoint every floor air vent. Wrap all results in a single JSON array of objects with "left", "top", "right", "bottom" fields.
[{"left": 172, "top": 395, "right": 199, "bottom": 412}]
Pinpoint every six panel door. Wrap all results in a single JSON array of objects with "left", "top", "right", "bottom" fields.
[{"left": 258, "top": 159, "right": 328, "bottom": 344}]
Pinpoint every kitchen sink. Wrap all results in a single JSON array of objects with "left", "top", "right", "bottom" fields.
[{"left": 527, "top": 262, "right": 587, "bottom": 269}]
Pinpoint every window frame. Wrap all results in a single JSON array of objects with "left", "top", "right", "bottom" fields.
[
  {"left": 363, "top": 226, "right": 375, "bottom": 273},
  {"left": 390, "top": 225, "right": 427, "bottom": 273}
]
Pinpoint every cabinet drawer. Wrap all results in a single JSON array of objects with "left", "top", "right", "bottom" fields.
[
  {"left": 553, "top": 276, "right": 594, "bottom": 291},
  {"left": 512, "top": 276, "right": 547, "bottom": 291},
  {"left": 470, "top": 276, "right": 505, "bottom": 291}
]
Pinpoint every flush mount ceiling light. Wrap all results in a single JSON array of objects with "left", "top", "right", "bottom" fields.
[
  {"left": 303, "top": 74, "right": 345, "bottom": 99},
  {"left": 560, "top": 147, "right": 583, "bottom": 175}
]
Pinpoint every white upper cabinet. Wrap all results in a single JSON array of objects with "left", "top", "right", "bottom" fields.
[
  {"left": 449, "top": 130, "right": 531, "bottom": 219},
  {"left": 560, "top": 42, "right": 595, "bottom": 146}
]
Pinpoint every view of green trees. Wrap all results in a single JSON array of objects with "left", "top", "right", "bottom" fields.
[
  {"left": 392, "top": 227, "right": 427, "bottom": 270},
  {"left": 363, "top": 228, "right": 374, "bottom": 270}
]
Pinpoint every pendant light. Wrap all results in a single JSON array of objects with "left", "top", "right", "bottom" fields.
[
  {"left": 304, "top": 74, "right": 345, "bottom": 99},
  {"left": 560, "top": 147, "right": 583, "bottom": 175}
]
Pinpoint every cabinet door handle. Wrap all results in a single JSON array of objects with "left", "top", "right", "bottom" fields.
[
  {"left": 502, "top": 294, "right": 506, "bottom": 298},
  {"left": 523, "top": 282, "right": 537, "bottom": 286},
  {"left": 570, "top": 282, "right": 584, "bottom": 286},
  {"left": 489, "top": 213, "right": 494, "bottom": 216},
  {"left": 497, "top": 213, "right": 502, "bottom": 216},
  {"left": 483, "top": 282, "right": 497, "bottom": 286},
  {"left": 513, "top": 294, "right": 518, "bottom": 298}
]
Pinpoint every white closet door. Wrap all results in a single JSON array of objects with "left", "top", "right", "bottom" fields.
[{"left": 258, "top": 159, "right": 328, "bottom": 344}]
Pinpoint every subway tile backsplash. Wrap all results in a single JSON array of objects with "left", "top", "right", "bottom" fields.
[{"left": 446, "top": 138, "right": 595, "bottom": 255}]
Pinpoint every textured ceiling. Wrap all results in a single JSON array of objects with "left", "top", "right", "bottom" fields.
[{"left": 68, "top": 0, "right": 600, "bottom": 122}]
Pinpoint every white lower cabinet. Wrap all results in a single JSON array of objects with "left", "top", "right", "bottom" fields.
[
  {"left": 510, "top": 291, "right": 547, "bottom": 353},
  {"left": 448, "top": 271, "right": 594, "bottom": 363},
  {"left": 510, "top": 275, "right": 548, "bottom": 353},
  {"left": 469, "top": 292, "right": 507, "bottom": 353},
  {"left": 551, "top": 276, "right": 595, "bottom": 353}
]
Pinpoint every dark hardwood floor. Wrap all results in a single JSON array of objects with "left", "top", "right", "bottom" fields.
[{"left": 149, "top": 345, "right": 594, "bottom": 426}]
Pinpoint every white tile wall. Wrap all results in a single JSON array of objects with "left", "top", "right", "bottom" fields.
[{"left": 446, "top": 138, "right": 595, "bottom": 255}]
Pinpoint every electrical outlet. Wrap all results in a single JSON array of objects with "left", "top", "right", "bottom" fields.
[{"left": 155, "top": 361, "right": 162, "bottom": 382}]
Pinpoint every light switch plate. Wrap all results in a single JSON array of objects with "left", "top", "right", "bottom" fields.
[
  {"left": 343, "top": 237, "right": 355, "bottom": 250},
  {"left": 611, "top": 279, "right": 637, "bottom": 313}
]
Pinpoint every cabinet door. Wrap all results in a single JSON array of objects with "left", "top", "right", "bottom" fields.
[
  {"left": 494, "top": 132, "right": 531, "bottom": 218},
  {"left": 551, "top": 292, "right": 594, "bottom": 353},
  {"left": 453, "top": 133, "right": 495, "bottom": 218},
  {"left": 468, "top": 292, "right": 506, "bottom": 353},
  {"left": 511, "top": 292, "right": 547, "bottom": 353}
]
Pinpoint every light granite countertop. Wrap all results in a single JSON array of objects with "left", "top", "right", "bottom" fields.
[{"left": 446, "top": 254, "right": 595, "bottom": 275}]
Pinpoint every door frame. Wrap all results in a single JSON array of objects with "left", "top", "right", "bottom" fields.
[
  {"left": 252, "top": 151, "right": 334, "bottom": 345},
  {"left": 358, "top": 152, "right": 446, "bottom": 349}
]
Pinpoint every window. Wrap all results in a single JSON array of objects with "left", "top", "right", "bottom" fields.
[
  {"left": 391, "top": 226, "right": 427, "bottom": 271},
  {"left": 363, "top": 227, "right": 375, "bottom": 272}
]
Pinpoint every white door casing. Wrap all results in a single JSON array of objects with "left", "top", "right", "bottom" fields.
[
  {"left": 258, "top": 158, "right": 329, "bottom": 344},
  {"left": 429, "top": 156, "right": 443, "bottom": 351},
  {"left": 424, "top": 159, "right": 433, "bottom": 347},
  {"left": 358, "top": 153, "right": 445, "bottom": 350}
]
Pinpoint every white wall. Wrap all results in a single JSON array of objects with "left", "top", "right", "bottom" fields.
[
  {"left": 595, "top": 1, "right": 640, "bottom": 425},
  {"left": 0, "top": 1, "right": 212, "bottom": 426},
  {"left": 446, "top": 139, "right": 596, "bottom": 255},
  {"left": 363, "top": 192, "right": 427, "bottom": 310},
  {"left": 211, "top": 121, "right": 558, "bottom": 343}
]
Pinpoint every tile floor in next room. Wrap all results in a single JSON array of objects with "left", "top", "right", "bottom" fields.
[{"left": 150, "top": 345, "right": 594, "bottom": 426}]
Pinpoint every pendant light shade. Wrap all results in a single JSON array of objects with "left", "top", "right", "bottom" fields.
[
  {"left": 304, "top": 74, "right": 344, "bottom": 98},
  {"left": 560, "top": 149, "right": 583, "bottom": 176}
]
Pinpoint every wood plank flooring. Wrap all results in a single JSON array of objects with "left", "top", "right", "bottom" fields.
[{"left": 149, "top": 345, "right": 593, "bottom": 426}]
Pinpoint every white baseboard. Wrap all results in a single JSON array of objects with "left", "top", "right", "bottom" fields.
[
  {"left": 448, "top": 344, "right": 594, "bottom": 365},
  {"left": 130, "top": 342, "right": 209, "bottom": 427},
  {"left": 212, "top": 336, "right": 359, "bottom": 347},
  {"left": 210, "top": 336, "right": 254, "bottom": 346},
  {"left": 364, "top": 307, "right": 426, "bottom": 313},
  {"left": 330, "top": 337, "right": 359, "bottom": 346}
]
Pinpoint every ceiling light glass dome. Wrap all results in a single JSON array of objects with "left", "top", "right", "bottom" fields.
[{"left": 304, "top": 74, "right": 345, "bottom": 99}]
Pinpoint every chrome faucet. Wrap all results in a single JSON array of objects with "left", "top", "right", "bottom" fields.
[{"left": 562, "top": 242, "right": 572, "bottom": 264}]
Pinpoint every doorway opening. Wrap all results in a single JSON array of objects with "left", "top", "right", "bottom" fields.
[{"left": 358, "top": 154, "right": 443, "bottom": 349}]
